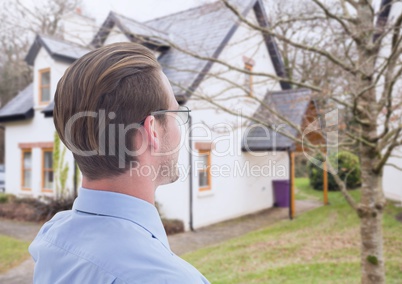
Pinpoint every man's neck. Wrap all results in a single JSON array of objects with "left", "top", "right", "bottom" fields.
[{"left": 81, "top": 174, "right": 158, "bottom": 205}]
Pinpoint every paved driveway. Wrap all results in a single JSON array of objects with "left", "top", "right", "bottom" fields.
[{"left": 0, "top": 200, "right": 321, "bottom": 283}]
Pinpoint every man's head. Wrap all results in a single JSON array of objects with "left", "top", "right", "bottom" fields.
[{"left": 54, "top": 42, "right": 181, "bottom": 183}]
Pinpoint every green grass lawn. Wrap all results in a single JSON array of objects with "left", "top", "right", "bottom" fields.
[
  {"left": 183, "top": 178, "right": 402, "bottom": 284},
  {"left": 294, "top": 177, "right": 334, "bottom": 201},
  {"left": 0, "top": 235, "right": 30, "bottom": 273}
]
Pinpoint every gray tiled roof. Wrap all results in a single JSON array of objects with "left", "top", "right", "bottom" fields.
[
  {"left": 26, "top": 35, "right": 93, "bottom": 66},
  {"left": 14, "top": 0, "right": 288, "bottom": 120},
  {"left": 92, "top": 0, "right": 279, "bottom": 101},
  {"left": 242, "top": 89, "right": 312, "bottom": 151},
  {"left": 112, "top": 12, "right": 169, "bottom": 42},
  {"left": 91, "top": 12, "right": 170, "bottom": 50},
  {"left": 0, "top": 83, "right": 34, "bottom": 122},
  {"left": 148, "top": 0, "right": 256, "bottom": 98},
  {"left": 146, "top": 0, "right": 253, "bottom": 97}
]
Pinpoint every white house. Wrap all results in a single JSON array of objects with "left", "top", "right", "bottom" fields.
[
  {"left": 0, "top": 0, "right": 317, "bottom": 230},
  {"left": 378, "top": 0, "right": 402, "bottom": 203}
]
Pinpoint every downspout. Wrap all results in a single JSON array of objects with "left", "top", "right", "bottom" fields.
[
  {"left": 188, "top": 115, "right": 194, "bottom": 231},
  {"left": 288, "top": 149, "right": 293, "bottom": 220}
]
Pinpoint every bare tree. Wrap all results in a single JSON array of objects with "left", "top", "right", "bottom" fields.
[
  {"left": 0, "top": 0, "right": 80, "bottom": 163},
  {"left": 0, "top": 0, "right": 81, "bottom": 104},
  {"left": 216, "top": 1, "right": 401, "bottom": 282},
  {"left": 135, "top": 0, "right": 400, "bottom": 282}
]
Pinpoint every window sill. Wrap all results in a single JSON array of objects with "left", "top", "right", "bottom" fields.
[
  {"left": 197, "top": 190, "right": 214, "bottom": 198},
  {"left": 34, "top": 103, "right": 51, "bottom": 111}
]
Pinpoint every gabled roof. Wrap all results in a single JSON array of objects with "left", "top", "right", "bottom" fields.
[
  {"left": 26, "top": 35, "right": 93, "bottom": 66},
  {"left": 0, "top": 83, "right": 34, "bottom": 123},
  {"left": 91, "top": 12, "right": 170, "bottom": 49},
  {"left": 91, "top": 0, "right": 290, "bottom": 103},
  {"left": 146, "top": 0, "right": 255, "bottom": 102},
  {"left": 152, "top": 0, "right": 291, "bottom": 100},
  {"left": 242, "top": 88, "right": 312, "bottom": 151},
  {"left": 12, "top": 0, "right": 290, "bottom": 120}
]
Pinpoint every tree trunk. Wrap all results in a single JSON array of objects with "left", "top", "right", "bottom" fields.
[
  {"left": 359, "top": 153, "right": 385, "bottom": 283},
  {"left": 360, "top": 210, "right": 384, "bottom": 283}
]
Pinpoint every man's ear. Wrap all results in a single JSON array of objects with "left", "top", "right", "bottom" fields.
[{"left": 143, "top": 115, "right": 159, "bottom": 151}]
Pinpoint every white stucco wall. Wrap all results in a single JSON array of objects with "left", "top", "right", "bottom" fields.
[
  {"left": 157, "top": 9, "right": 286, "bottom": 230},
  {"left": 4, "top": 115, "right": 77, "bottom": 198},
  {"left": 104, "top": 26, "right": 131, "bottom": 45},
  {"left": 379, "top": 2, "right": 402, "bottom": 202},
  {"left": 33, "top": 48, "right": 69, "bottom": 107},
  {"left": 4, "top": 47, "right": 78, "bottom": 198},
  {"left": 155, "top": 130, "right": 191, "bottom": 230},
  {"left": 383, "top": 150, "right": 402, "bottom": 202},
  {"left": 188, "top": 10, "right": 283, "bottom": 229}
]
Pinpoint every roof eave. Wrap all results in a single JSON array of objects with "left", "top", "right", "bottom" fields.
[
  {"left": 42, "top": 109, "right": 53, "bottom": 118},
  {"left": 0, "top": 108, "right": 34, "bottom": 123},
  {"left": 25, "top": 35, "right": 42, "bottom": 66},
  {"left": 25, "top": 35, "right": 79, "bottom": 66},
  {"left": 253, "top": 0, "right": 291, "bottom": 90}
]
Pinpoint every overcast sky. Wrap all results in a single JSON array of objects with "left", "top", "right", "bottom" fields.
[{"left": 81, "top": 0, "right": 213, "bottom": 24}]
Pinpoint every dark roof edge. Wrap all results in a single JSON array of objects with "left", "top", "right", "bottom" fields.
[
  {"left": 25, "top": 35, "right": 81, "bottom": 66},
  {"left": 42, "top": 109, "right": 53, "bottom": 118},
  {"left": 180, "top": 0, "right": 258, "bottom": 103},
  {"left": 114, "top": 12, "right": 169, "bottom": 36},
  {"left": 254, "top": 0, "right": 291, "bottom": 90},
  {"left": 373, "top": 0, "right": 392, "bottom": 42},
  {"left": 91, "top": 12, "right": 118, "bottom": 48},
  {"left": 91, "top": 12, "right": 168, "bottom": 49},
  {"left": 25, "top": 35, "right": 42, "bottom": 66},
  {"left": 0, "top": 108, "right": 34, "bottom": 123}
]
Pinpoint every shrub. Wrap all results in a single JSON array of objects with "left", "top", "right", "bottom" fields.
[
  {"left": 308, "top": 151, "right": 361, "bottom": 191},
  {"left": 156, "top": 201, "right": 184, "bottom": 235},
  {"left": 162, "top": 218, "right": 184, "bottom": 235},
  {"left": 0, "top": 193, "right": 8, "bottom": 203},
  {"left": 0, "top": 193, "right": 16, "bottom": 204},
  {"left": 0, "top": 196, "right": 74, "bottom": 222}
]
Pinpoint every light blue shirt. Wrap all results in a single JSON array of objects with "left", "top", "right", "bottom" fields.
[{"left": 29, "top": 188, "right": 210, "bottom": 284}]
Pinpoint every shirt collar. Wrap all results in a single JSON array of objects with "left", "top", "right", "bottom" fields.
[{"left": 72, "top": 187, "right": 170, "bottom": 250}]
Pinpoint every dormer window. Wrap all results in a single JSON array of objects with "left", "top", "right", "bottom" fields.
[
  {"left": 243, "top": 56, "right": 255, "bottom": 96},
  {"left": 39, "top": 68, "right": 50, "bottom": 104}
]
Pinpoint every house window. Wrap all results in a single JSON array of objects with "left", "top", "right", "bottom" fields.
[
  {"left": 243, "top": 56, "right": 255, "bottom": 96},
  {"left": 21, "top": 149, "right": 32, "bottom": 190},
  {"left": 42, "top": 149, "right": 53, "bottom": 191},
  {"left": 198, "top": 150, "right": 211, "bottom": 191},
  {"left": 195, "top": 142, "right": 213, "bottom": 191},
  {"left": 39, "top": 68, "right": 50, "bottom": 104}
]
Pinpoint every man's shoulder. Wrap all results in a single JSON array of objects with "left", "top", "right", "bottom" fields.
[
  {"left": 30, "top": 234, "right": 208, "bottom": 284},
  {"left": 31, "top": 209, "right": 154, "bottom": 257},
  {"left": 30, "top": 211, "right": 209, "bottom": 284}
]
